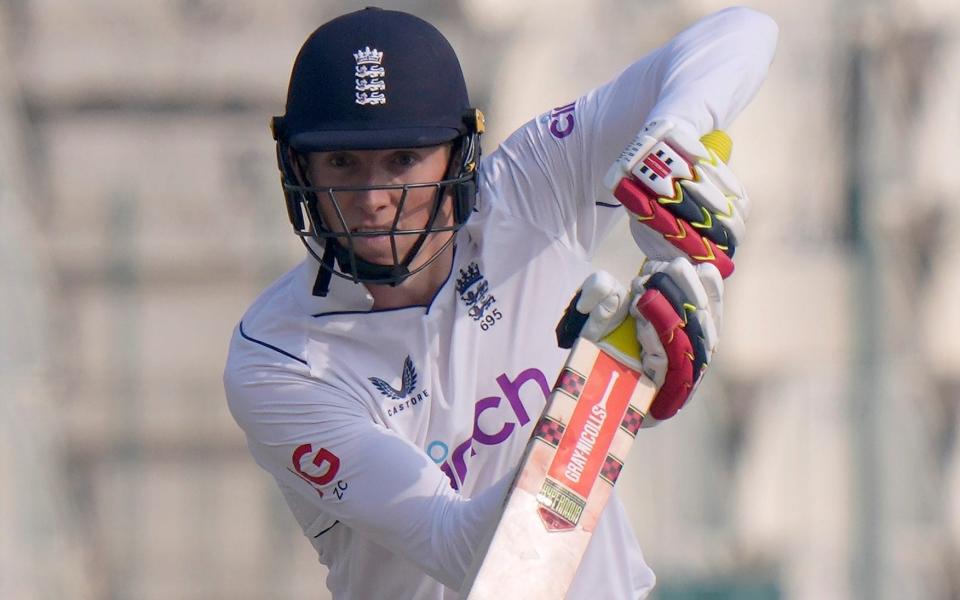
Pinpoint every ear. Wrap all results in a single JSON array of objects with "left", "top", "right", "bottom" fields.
[{"left": 288, "top": 148, "right": 310, "bottom": 185}]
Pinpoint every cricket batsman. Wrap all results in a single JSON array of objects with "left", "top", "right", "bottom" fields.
[{"left": 224, "top": 6, "right": 777, "bottom": 598}]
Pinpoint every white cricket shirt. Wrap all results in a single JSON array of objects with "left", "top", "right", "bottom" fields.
[{"left": 225, "top": 8, "right": 777, "bottom": 599}]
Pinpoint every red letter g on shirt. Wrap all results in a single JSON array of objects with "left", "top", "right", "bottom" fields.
[{"left": 292, "top": 443, "right": 341, "bottom": 487}]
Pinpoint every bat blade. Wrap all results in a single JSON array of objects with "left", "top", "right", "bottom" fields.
[{"left": 460, "top": 333, "right": 656, "bottom": 599}]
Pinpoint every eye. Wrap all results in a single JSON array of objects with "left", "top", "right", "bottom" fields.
[
  {"left": 391, "top": 151, "right": 420, "bottom": 168},
  {"left": 327, "top": 153, "right": 355, "bottom": 168}
]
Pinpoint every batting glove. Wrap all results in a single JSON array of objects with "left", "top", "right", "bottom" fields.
[
  {"left": 631, "top": 257, "right": 723, "bottom": 426},
  {"left": 603, "top": 120, "right": 749, "bottom": 279},
  {"left": 556, "top": 258, "right": 723, "bottom": 427}
]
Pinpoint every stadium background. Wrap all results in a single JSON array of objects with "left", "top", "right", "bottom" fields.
[{"left": 2, "top": 0, "right": 959, "bottom": 598}]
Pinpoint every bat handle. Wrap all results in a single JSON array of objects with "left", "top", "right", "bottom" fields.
[
  {"left": 700, "top": 129, "right": 732, "bottom": 164},
  {"left": 556, "top": 290, "right": 589, "bottom": 349}
]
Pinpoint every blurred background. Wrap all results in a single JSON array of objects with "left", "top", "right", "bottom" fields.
[{"left": 2, "top": 0, "right": 959, "bottom": 598}]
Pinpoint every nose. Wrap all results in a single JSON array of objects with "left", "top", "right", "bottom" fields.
[
  {"left": 340, "top": 163, "right": 405, "bottom": 229},
  {"left": 352, "top": 184, "right": 394, "bottom": 216}
]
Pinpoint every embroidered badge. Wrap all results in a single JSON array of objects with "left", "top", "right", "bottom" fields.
[
  {"left": 455, "top": 262, "right": 503, "bottom": 331},
  {"left": 354, "top": 46, "right": 386, "bottom": 106}
]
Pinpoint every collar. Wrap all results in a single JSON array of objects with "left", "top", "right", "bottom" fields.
[{"left": 292, "top": 257, "right": 376, "bottom": 317}]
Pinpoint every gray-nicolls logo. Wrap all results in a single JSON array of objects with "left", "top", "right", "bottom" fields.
[{"left": 354, "top": 46, "right": 386, "bottom": 106}]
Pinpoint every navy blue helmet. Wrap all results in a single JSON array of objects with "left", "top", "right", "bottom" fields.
[{"left": 271, "top": 7, "right": 484, "bottom": 294}]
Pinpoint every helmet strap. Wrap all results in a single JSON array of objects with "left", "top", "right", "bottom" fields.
[{"left": 312, "top": 240, "right": 337, "bottom": 297}]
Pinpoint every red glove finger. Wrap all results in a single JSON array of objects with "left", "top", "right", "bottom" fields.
[
  {"left": 613, "top": 176, "right": 735, "bottom": 278},
  {"left": 634, "top": 288, "right": 695, "bottom": 420}
]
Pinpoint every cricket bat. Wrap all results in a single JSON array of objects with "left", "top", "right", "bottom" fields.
[{"left": 459, "top": 131, "right": 732, "bottom": 599}]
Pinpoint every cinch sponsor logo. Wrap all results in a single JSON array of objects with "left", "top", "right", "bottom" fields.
[
  {"left": 544, "top": 101, "right": 575, "bottom": 139},
  {"left": 428, "top": 368, "right": 550, "bottom": 490}
]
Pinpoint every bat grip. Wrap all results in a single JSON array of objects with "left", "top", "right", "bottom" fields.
[
  {"left": 700, "top": 129, "right": 732, "bottom": 163},
  {"left": 555, "top": 290, "right": 589, "bottom": 349}
]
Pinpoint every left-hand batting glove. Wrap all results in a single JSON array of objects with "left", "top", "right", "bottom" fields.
[{"left": 604, "top": 120, "right": 749, "bottom": 279}]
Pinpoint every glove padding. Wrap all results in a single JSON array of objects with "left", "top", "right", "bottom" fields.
[
  {"left": 632, "top": 258, "right": 723, "bottom": 425},
  {"left": 603, "top": 119, "right": 749, "bottom": 279},
  {"left": 567, "top": 258, "right": 723, "bottom": 427},
  {"left": 571, "top": 271, "right": 632, "bottom": 343}
]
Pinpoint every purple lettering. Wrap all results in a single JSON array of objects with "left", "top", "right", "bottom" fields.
[
  {"left": 496, "top": 369, "right": 550, "bottom": 427},
  {"left": 548, "top": 103, "right": 576, "bottom": 139},
  {"left": 440, "top": 462, "right": 459, "bottom": 491},
  {"left": 549, "top": 113, "right": 575, "bottom": 139},
  {"left": 450, "top": 438, "right": 477, "bottom": 486},
  {"left": 473, "top": 396, "right": 515, "bottom": 445},
  {"left": 436, "top": 368, "right": 550, "bottom": 488}
]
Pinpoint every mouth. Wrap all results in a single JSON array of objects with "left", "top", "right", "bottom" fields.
[{"left": 350, "top": 226, "right": 391, "bottom": 236}]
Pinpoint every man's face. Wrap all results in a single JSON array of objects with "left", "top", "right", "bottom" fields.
[{"left": 303, "top": 144, "right": 453, "bottom": 267}]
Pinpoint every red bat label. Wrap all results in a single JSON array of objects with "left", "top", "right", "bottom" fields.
[{"left": 536, "top": 352, "right": 640, "bottom": 530}]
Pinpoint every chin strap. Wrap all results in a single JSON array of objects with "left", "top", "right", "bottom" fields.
[
  {"left": 312, "top": 240, "right": 337, "bottom": 297},
  {"left": 310, "top": 227, "right": 428, "bottom": 297}
]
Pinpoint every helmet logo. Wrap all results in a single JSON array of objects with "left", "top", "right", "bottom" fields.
[{"left": 354, "top": 47, "right": 386, "bottom": 106}]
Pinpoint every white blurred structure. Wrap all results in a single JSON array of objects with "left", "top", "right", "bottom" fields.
[
  {"left": 0, "top": 43, "right": 91, "bottom": 598},
  {"left": 1, "top": 1, "right": 958, "bottom": 598}
]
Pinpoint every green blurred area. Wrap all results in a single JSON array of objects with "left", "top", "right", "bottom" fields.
[{"left": 655, "top": 576, "right": 780, "bottom": 600}]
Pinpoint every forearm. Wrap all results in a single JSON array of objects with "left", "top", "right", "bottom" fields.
[
  {"left": 228, "top": 360, "right": 514, "bottom": 590},
  {"left": 646, "top": 8, "right": 777, "bottom": 134},
  {"left": 252, "top": 415, "right": 508, "bottom": 588},
  {"left": 273, "top": 424, "right": 510, "bottom": 589},
  {"left": 589, "top": 6, "right": 778, "bottom": 148},
  {"left": 644, "top": 7, "right": 779, "bottom": 132}
]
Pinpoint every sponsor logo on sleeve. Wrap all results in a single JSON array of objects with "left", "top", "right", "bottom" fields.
[
  {"left": 539, "top": 101, "right": 576, "bottom": 139},
  {"left": 288, "top": 444, "right": 348, "bottom": 500}
]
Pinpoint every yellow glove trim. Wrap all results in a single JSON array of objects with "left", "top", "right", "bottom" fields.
[
  {"left": 699, "top": 130, "right": 732, "bottom": 164},
  {"left": 600, "top": 313, "right": 642, "bottom": 360}
]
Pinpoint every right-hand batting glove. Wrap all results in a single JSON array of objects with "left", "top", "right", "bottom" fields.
[
  {"left": 631, "top": 257, "right": 723, "bottom": 426},
  {"left": 604, "top": 120, "right": 749, "bottom": 279},
  {"left": 558, "top": 257, "right": 723, "bottom": 427}
]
